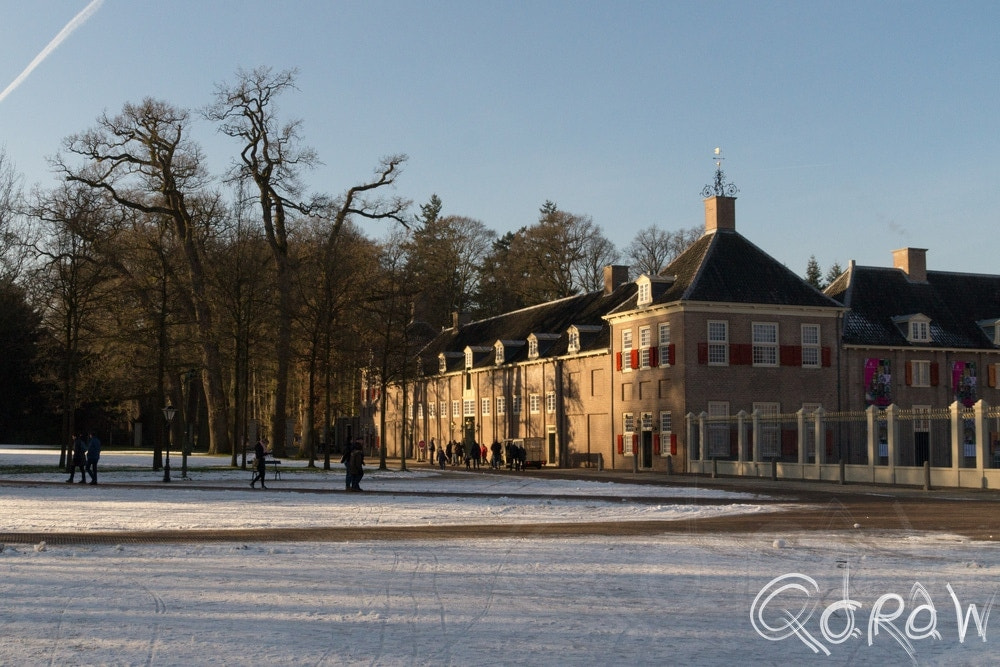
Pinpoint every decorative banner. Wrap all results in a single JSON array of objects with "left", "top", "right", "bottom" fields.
[
  {"left": 864, "top": 358, "right": 892, "bottom": 407},
  {"left": 953, "top": 361, "right": 977, "bottom": 408}
]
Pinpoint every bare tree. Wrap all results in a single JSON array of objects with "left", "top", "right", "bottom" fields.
[
  {"left": 625, "top": 225, "right": 701, "bottom": 277},
  {"left": 55, "top": 98, "right": 232, "bottom": 455}
]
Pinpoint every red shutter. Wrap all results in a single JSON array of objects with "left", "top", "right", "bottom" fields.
[
  {"left": 930, "top": 362, "right": 940, "bottom": 386},
  {"left": 653, "top": 433, "right": 660, "bottom": 455},
  {"left": 821, "top": 347, "right": 832, "bottom": 367},
  {"left": 617, "top": 434, "right": 624, "bottom": 454},
  {"left": 905, "top": 361, "right": 913, "bottom": 386},
  {"left": 615, "top": 352, "right": 622, "bottom": 371},
  {"left": 670, "top": 433, "right": 677, "bottom": 455},
  {"left": 668, "top": 343, "right": 676, "bottom": 366},
  {"left": 630, "top": 349, "right": 640, "bottom": 369},
  {"left": 697, "top": 342, "right": 708, "bottom": 364},
  {"left": 990, "top": 364, "right": 998, "bottom": 389},
  {"left": 650, "top": 346, "right": 659, "bottom": 367}
]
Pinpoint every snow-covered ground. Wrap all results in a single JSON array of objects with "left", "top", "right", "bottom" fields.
[{"left": 1, "top": 446, "right": 998, "bottom": 665}]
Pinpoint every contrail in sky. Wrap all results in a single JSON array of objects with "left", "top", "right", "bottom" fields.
[{"left": 0, "top": 0, "right": 104, "bottom": 104}]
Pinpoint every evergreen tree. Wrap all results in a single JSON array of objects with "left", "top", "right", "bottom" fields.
[{"left": 805, "top": 255, "right": 823, "bottom": 289}]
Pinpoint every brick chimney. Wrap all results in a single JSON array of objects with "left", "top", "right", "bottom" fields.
[
  {"left": 603, "top": 265, "right": 630, "bottom": 294},
  {"left": 892, "top": 247, "right": 927, "bottom": 282},
  {"left": 704, "top": 195, "right": 736, "bottom": 233}
]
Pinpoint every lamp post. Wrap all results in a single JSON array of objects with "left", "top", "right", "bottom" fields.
[{"left": 162, "top": 405, "right": 177, "bottom": 483}]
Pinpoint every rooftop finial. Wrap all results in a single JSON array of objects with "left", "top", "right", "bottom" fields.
[{"left": 701, "top": 147, "right": 739, "bottom": 198}]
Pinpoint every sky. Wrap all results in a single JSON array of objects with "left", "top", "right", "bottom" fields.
[
  {"left": 1, "top": 1, "right": 998, "bottom": 279},
  {"left": 2, "top": 446, "right": 1000, "bottom": 664}
]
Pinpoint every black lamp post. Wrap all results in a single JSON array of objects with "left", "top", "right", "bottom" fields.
[{"left": 163, "top": 405, "right": 176, "bottom": 483}]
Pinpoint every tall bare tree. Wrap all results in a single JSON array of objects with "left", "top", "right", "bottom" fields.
[
  {"left": 55, "top": 98, "right": 232, "bottom": 455},
  {"left": 625, "top": 224, "right": 701, "bottom": 277}
]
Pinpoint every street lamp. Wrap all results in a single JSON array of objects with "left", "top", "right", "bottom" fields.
[{"left": 163, "top": 405, "right": 177, "bottom": 483}]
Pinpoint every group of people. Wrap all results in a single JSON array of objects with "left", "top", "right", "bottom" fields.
[
  {"left": 66, "top": 432, "right": 101, "bottom": 484},
  {"left": 423, "top": 438, "right": 528, "bottom": 471}
]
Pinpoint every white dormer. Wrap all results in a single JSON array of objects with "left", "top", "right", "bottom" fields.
[
  {"left": 978, "top": 318, "right": 1000, "bottom": 346},
  {"left": 567, "top": 324, "right": 602, "bottom": 354},
  {"left": 438, "top": 353, "right": 447, "bottom": 374},
  {"left": 893, "top": 314, "right": 932, "bottom": 343},
  {"left": 635, "top": 273, "right": 676, "bottom": 308},
  {"left": 527, "top": 333, "right": 560, "bottom": 360}
]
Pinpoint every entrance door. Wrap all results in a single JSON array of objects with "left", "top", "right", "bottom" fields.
[
  {"left": 547, "top": 427, "right": 557, "bottom": 466},
  {"left": 641, "top": 431, "right": 653, "bottom": 468}
]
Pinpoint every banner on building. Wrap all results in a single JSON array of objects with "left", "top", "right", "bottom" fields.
[
  {"left": 953, "top": 361, "right": 977, "bottom": 407},
  {"left": 864, "top": 358, "right": 892, "bottom": 407}
]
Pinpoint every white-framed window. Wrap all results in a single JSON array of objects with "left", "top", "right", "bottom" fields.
[
  {"left": 464, "top": 348, "right": 473, "bottom": 369},
  {"left": 496, "top": 396, "right": 506, "bottom": 415},
  {"left": 546, "top": 391, "right": 556, "bottom": 413},
  {"left": 452, "top": 400, "right": 461, "bottom": 419},
  {"left": 708, "top": 320, "right": 728, "bottom": 365},
  {"left": 658, "top": 323, "right": 671, "bottom": 367},
  {"left": 495, "top": 343, "right": 504, "bottom": 365},
  {"left": 417, "top": 404, "right": 424, "bottom": 419},
  {"left": 913, "top": 405, "right": 931, "bottom": 433},
  {"left": 911, "top": 360, "right": 931, "bottom": 387},
  {"left": 641, "top": 412, "right": 653, "bottom": 431},
  {"left": 439, "top": 355, "right": 447, "bottom": 373},
  {"left": 754, "top": 402, "right": 780, "bottom": 459},
  {"left": 512, "top": 395, "right": 522, "bottom": 415},
  {"left": 910, "top": 320, "right": 929, "bottom": 342},
  {"left": 463, "top": 399, "right": 475, "bottom": 417},
  {"left": 639, "top": 326, "right": 651, "bottom": 369},
  {"left": 623, "top": 412, "right": 635, "bottom": 455},
  {"left": 707, "top": 401, "right": 730, "bottom": 458},
  {"left": 660, "top": 411, "right": 672, "bottom": 456},
  {"left": 528, "top": 337, "right": 539, "bottom": 359},
  {"left": 568, "top": 328, "right": 580, "bottom": 353},
  {"left": 801, "top": 324, "right": 820, "bottom": 367},
  {"left": 481, "top": 398, "right": 490, "bottom": 416},
  {"left": 622, "top": 329, "right": 634, "bottom": 372},
  {"left": 529, "top": 394, "right": 541, "bottom": 414},
  {"left": 427, "top": 402, "right": 435, "bottom": 418},
  {"left": 439, "top": 401, "right": 447, "bottom": 419},
  {"left": 638, "top": 279, "right": 651, "bottom": 306},
  {"left": 752, "top": 322, "right": 778, "bottom": 366},
  {"left": 406, "top": 403, "right": 413, "bottom": 419}
]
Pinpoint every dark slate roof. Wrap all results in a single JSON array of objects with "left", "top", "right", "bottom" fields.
[
  {"left": 826, "top": 265, "right": 1000, "bottom": 348},
  {"left": 416, "top": 282, "right": 637, "bottom": 375},
  {"left": 609, "top": 228, "right": 842, "bottom": 313}
]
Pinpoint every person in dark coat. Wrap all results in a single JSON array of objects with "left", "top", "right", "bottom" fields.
[
  {"left": 66, "top": 434, "right": 87, "bottom": 483},
  {"left": 85, "top": 432, "right": 101, "bottom": 485},
  {"left": 348, "top": 442, "right": 365, "bottom": 491},
  {"left": 250, "top": 438, "right": 268, "bottom": 489}
]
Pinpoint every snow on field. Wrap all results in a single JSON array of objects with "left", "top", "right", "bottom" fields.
[{"left": 1, "top": 446, "right": 999, "bottom": 665}]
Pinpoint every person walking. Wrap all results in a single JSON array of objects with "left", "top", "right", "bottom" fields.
[
  {"left": 85, "top": 431, "right": 101, "bottom": 485},
  {"left": 437, "top": 445, "right": 447, "bottom": 470},
  {"left": 348, "top": 442, "right": 365, "bottom": 491},
  {"left": 250, "top": 437, "right": 268, "bottom": 489},
  {"left": 66, "top": 434, "right": 87, "bottom": 483}
]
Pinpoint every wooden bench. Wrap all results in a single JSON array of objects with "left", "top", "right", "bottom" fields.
[{"left": 250, "top": 458, "right": 282, "bottom": 481}]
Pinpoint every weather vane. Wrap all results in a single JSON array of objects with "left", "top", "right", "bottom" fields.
[{"left": 701, "top": 147, "right": 739, "bottom": 198}]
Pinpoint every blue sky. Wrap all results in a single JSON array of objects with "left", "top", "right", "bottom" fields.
[{"left": 1, "top": 1, "right": 998, "bottom": 278}]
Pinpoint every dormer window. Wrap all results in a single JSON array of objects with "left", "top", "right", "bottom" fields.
[
  {"left": 464, "top": 348, "right": 473, "bottom": 369},
  {"left": 495, "top": 341, "right": 505, "bottom": 365},
  {"left": 637, "top": 278, "right": 652, "bottom": 306},
  {"left": 438, "top": 354, "right": 447, "bottom": 374},
  {"left": 894, "top": 314, "right": 932, "bottom": 343},
  {"left": 528, "top": 336, "right": 539, "bottom": 359},
  {"left": 568, "top": 328, "right": 580, "bottom": 353},
  {"left": 978, "top": 318, "right": 1000, "bottom": 346}
]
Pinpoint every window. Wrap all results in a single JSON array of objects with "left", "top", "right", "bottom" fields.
[
  {"left": 428, "top": 402, "right": 436, "bottom": 418},
  {"left": 622, "top": 329, "right": 633, "bottom": 372},
  {"left": 910, "top": 320, "right": 930, "bottom": 342},
  {"left": 440, "top": 401, "right": 447, "bottom": 419},
  {"left": 495, "top": 343, "right": 504, "bottom": 365},
  {"left": 623, "top": 413, "right": 636, "bottom": 455},
  {"left": 546, "top": 391, "right": 556, "bottom": 413},
  {"left": 496, "top": 396, "right": 506, "bottom": 415},
  {"left": 438, "top": 356, "right": 447, "bottom": 373},
  {"left": 463, "top": 399, "right": 475, "bottom": 417},
  {"left": 568, "top": 328, "right": 580, "bottom": 353},
  {"left": 529, "top": 394, "right": 541, "bottom": 414},
  {"left": 638, "top": 280, "right": 651, "bottom": 306},
  {"left": 481, "top": 398, "right": 490, "bottom": 416},
  {"left": 528, "top": 337, "right": 539, "bottom": 359},
  {"left": 660, "top": 411, "right": 672, "bottom": 436},
  {"left": 708, "top": 321, "right": 728, "bottom": 365},
  {"left": 641, "top": 412, "right": 653, "bottom": 431},
  {"left": 801, "top": 324, "right": 820, "bottom": 368},
  {"left": 913, "top": 405, "right": 931, "bottom": 433},
  {"left": 707, "top": 401, "right": 730, "bottom": 458},
  {"left": 639, "top": 326, "right": 651, "bottom": 369},
  {"left": 752, "top": 322, "right": 778, "bottom": 366},
  {"left": 911, "top": 360, "right": 931, "bottom": 387},
  {"left": 658, "top": 323, "right": 671, "bottom": 367},
  {"left": 464, "top": 348, "right": 473, "bottom": 369},
  {"left": 452, "top": 400, "right": 460, "bottom": 419},
  {"left": 754, "top": 402, "right": 780, "bottom": 459},
  {"left": 512, "top": 395, "right": 522, "bottom": 415},
  {"left": 417, "top": 404, "right": 424, "bottom": 419}
]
